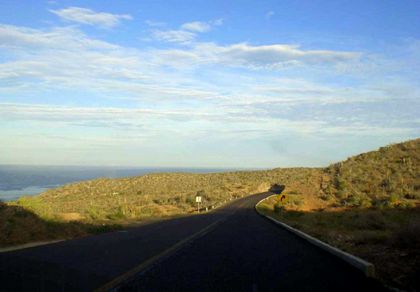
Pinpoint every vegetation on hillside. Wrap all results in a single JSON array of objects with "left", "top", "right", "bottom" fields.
[
  {"left": 0, "top": 201, "right": 119, "bottom": 246},
  {"left": 258, "top": 138, "right": 420, "bottom": 291},
  {"left": 324, "top": 138, "right": 420, "bottom": 208}
]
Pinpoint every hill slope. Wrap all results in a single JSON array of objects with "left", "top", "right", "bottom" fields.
[
  {"left": 259, "top": 138, "right": 420, "bottom": 291},
  {"left": 325, "top": 138, "right": 420, "bottom": 207}
]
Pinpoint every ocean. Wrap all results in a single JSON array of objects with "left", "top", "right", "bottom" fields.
[{"left": 0, "top": 165, "right": 236, "bottom": 202}]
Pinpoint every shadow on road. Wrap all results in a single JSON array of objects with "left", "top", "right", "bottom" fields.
[{"left": 0, "top": 193, "right": 270, "bottom": 291}]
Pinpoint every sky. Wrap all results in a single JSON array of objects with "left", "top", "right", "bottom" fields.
[{"left": 0, "top": 0, "right": 419, "bottom": 168}]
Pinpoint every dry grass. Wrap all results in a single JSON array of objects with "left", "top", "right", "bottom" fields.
[{"left": 0, "top": 201, "right": 120, "bottom": 247}]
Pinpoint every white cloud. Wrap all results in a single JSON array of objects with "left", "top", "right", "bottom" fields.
[
  {"left": 152, "top": 19, "right": 223, "bottom": 43},
  {"left": 50, "top": 7, "right": 132, "bottom": 28},
  {"left": 0, "top": 25, "right": 118, "bottom": 50},
  {"left": 152, "top": 42, "right": 361, "bottom": 69},
  {"left": 212, "top": 43, "right": 361, "bottom": 67},
  {"left": 181, "top": 21, "right": 211, "bottom": 32},
  {"left": 151, "top": 29, "right": 196, "bottom": 43}
]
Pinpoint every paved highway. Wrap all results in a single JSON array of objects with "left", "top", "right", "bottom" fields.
[{"left": 0, "top": 192, "right": 384, "bottom": 291}]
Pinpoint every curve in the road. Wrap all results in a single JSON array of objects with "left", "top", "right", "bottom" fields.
[
  {"left": 0, "top": 192, "right": 385, "bottom": 292},
  {"left": 118, "top": 192, "right": 384, "bottom": 291}
]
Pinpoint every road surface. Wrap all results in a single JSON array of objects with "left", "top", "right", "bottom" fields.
[{"left": 0, "top": 192, "right": 384, "bottom": 291}]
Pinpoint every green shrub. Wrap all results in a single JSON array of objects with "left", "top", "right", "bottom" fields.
[
  {"left": 404, "top": 193, "right": 420, "bottom": 200},
  {"left": 86, "top": 207, "right": 103, "bottom": 220},
  {"left": 360, "top": 199, "right": 372, "bottom": 208},
  {"left": 106, "top": 206, "right": 127, "bottom": 220},
  {"left": 388, "top": 193, "right": 400, "bottom": 204},
  {"left": 397, "top": 201, "right": 416, "bottom": 209},
  {"left": 319, "top": 193, "right": 334, "bottom": 201},
  {"left": 274, "top": 202, "right": 285, "bottom": 213}
]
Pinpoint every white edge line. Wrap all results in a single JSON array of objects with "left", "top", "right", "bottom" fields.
[
  {"left": 0, "top": 240, "right": 64, "bottom": 253},
  {"left": 255, "top": 195, "right": 375, "bottom": 278}
]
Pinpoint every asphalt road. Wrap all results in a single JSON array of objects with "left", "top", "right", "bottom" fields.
[{"left": 0, "top": 193, "right": 384, "bottom": 291}]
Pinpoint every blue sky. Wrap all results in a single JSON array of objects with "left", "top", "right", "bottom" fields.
[{"left": 0, "top": 0, "right": 419, "bottom": 168}]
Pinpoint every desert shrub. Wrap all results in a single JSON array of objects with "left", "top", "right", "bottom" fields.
[
  {"left": 359, "top": 199, "right": 373, "bottom": 208},
  {"left": 86, "top": 206, "right": 104, "bottom": 220},
  {"left": 372, "top": 199, "right": 387, "bottom": 209},
  {"left": 106, "top": 206, "right": 127, "bottom": 220},
  {"left": 397, "top": 201, "right": 416, "bottom": 209},
  {"left": 152, "top": 198, "right": 165, "bottom": 204},
  {"left": 336, "top": 177, "right": 348, "bottom": 191},
  {"left": 346, "top": 195, "right": 363, "bottom": 207},
  {"left": 388, "top": 193, "right": 400, "bottom": 204},
  {"left": 342, "top": 194, "right": 371, "bottom": 208},
  {"left": 274, "top": 202, "right": 285, "bottom": 213},
  {"left": 319, "top": 192, "right": 334, "bottom": 201},
  {"left": 404, "top": 193, "right": 420, "bottom": 200},
  {"left": 336, "top": 189, "right": 350, "bottom": 200},
  {"left": 288, "top": 196, "right": 304, "bottom": 207},
  {"left": 185, "top": 194, "right": 196, "bottom": 206}
]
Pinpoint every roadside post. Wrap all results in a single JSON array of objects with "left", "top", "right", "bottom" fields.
[{"left": 196, "top": 195, "right": 202, "bottom": 213}]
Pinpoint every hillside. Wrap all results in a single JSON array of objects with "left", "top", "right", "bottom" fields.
[
  {"left": 259, "top": 138, "right": 420, "bottom": 291},
  {"left": 325, "top": 138, "right": 420, "bottom": 207}
]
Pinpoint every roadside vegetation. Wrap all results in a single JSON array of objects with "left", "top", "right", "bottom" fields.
[
  {"left": 258, "top": 138, "right": 420, "bottom": 291},
  {"left": 0, "top": 201, "right": 120, "bottom": 246}
]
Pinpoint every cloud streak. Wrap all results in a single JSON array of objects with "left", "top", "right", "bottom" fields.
[
  {"left": 151, "top": 19, "right": 223, "bottom": 44},
  {"left": 50, "top": 7, "right": 132, "bottom": 28},
  {"left": 181, "top": 21, "right": 211, "bottom": 32},
  {"left": 152, "top": 42, "right": 361, "bottom": 69},
  {"left": 151, "top": 29, "right": 196, "bottom": 43}
]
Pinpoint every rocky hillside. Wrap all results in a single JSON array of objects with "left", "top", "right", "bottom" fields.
[{"left": 323, "top": 138, "right": 420, "bottom": 208}]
